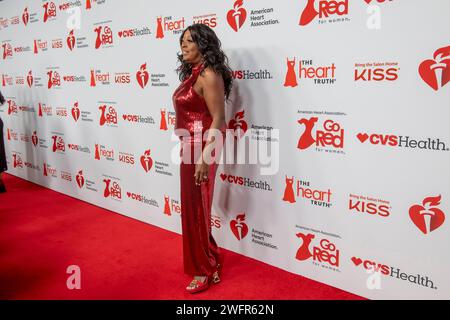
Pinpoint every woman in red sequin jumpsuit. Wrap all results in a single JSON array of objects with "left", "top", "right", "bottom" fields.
[{"left": 173, "top": 24, "right": 232, "bottom": 293}]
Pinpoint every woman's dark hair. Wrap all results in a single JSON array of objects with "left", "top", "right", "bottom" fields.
[
  {"left": 177, "top": 24, "right": 233, "bottom": 99},
  {"left": 0, "top": 90, "right": 5, "bottom": 105}
]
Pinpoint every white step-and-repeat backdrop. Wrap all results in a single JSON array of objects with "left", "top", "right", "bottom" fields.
[{"left": 1, "top": 0, "right": 449, "bottom": 299}]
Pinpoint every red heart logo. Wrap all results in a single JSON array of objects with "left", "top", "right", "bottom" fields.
[
  {"left": 351, "top": 257, "right": 362, "bottom": 266},
  {"left": 126, "top": 192, "right": 131, "bottom": 198},
  {"left": 122, "top": 114, "right": 127, "bottom": 120},
  {"left": 409, "top": 204, "right": 446, "bottom": 234},
  {"left": 357, "top": 133, "right": 369, "bottom": 143},
  {"left": 220, "top": 173, "right": 227, "bottom": 181},
  {"left": 63, "top": 76, "right": 67, "bottom": 81},
  {"left": 364, "top": 0, "right": 372, "bottom": 4},
  {"left": 118, "top": 31, "right": 123, "bottom": 38}
]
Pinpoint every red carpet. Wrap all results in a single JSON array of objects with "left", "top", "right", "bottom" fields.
[{"left": 0, "top": 173, "right": 364, "bottom": 300}]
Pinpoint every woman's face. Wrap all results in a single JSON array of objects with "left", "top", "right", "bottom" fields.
[{"left": 180, "top": 29, "right": 202, "bottom": 64}]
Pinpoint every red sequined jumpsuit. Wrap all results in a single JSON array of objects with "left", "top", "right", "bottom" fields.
[{"left": 173, "top": 63, "right": 221, "bottom": 277}]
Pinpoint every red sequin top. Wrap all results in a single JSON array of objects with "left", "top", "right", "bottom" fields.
[{"left": 173, "top": 63, "right": 212, "bottom": 136}]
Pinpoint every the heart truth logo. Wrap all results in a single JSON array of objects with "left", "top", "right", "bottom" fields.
[
  {"left": 409, "top": 195, "right": 445, "bottom": 235},
  {"left": 419, "top": 45, "right": 450, "bottom": 91},
  {"left": 228, "top": 110, "right": 248, "bottom": 139},
  {"left": 43, "top": 2, "right": 57, "bottom": 23},
  {"left": 227, "top": 0, "right": 247, "bottom": 32},
  {"left": 296, "top": 233, "right": 339, "bottom": 267},
  {"left": 283, "top": 176, "right": 332, "bottom": 207},
  {"left": 76, "top": 170, "right": 85, "bottom": 188},
  {"left": 94, "top": 25, "right": 113, "bottom": 49},
  {"left": 103, "top": 179, "right": 122, "bottom": 199},
  {"left": 299, "top": 0, "right": 349, "bottom": 26},
  {"left": 230, "top": 213, "right": 249, "bottom": 240},
  {"left": 284, "top": 58, "right": 336, "bottom": 86},
  {"left": 140, "top": 149, "right": 153, "bottom": 172},
  {"left": 67, "top": 30, "right": 76, "bottom": 51},
  {"left": 136, "top": 63, "right": 149, "bottom": 89},
  {"left": 297, "top": 117, "right": 344, "bottom": 150}
]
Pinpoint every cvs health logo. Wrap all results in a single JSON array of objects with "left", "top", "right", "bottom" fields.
[
  {"left": 296, "top": 232, "right": 340, "bottom": 267},
  {"left": 409, "top": 195, "right": 445, "bottom": 235},
  {"left": 351, "top": 256, "right": 390, "bottom": 275},
  {"left": 297, "top": 117, "right": 344, "bottom": 151},
  {"left": 299, "top": 0, "right": 349, "bottom": 26},
  {"left": 227, "top": 0, "right": 247, "bottom": 32},
  {"left": 419, "top": 45, "right": 450, "bottom": 91},
  {"left": 228, "top": 110, "right": 248, "bottom": 139},
  {"left": 230, "top": 213, "right": 249, "bottom": 240}
]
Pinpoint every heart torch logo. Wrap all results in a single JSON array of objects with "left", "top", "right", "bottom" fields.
[
  {"left": 228, "top": 110, "right": 248, "bottom": 139},
  {"left": 31, "top": 131, "right": 38, "bottom": 146},
  {"left": 76, "top": 170, "right": 85, "bottom": 188},
  {"left": 140, "top": 149, "right": 153, "bottom": 172},
  {"left": 136, "top": 63, "right": 149, "bottom": 89},
  {"left": 67, "top": 30, "right": 76, "bottom": 51},
  {"left": 23, "top": 7, "right": 29, "bottom": 26},
  {"left": 72, "top": 102, "right": 80, "bottom": 121},
  {"left": 419, "top": 45, "right": 450, "bottom": 91},
  {"left": 27, "top": 71, "right": 33, "bottom": 87},
  {"left": 230, "top": 213, "right": 249, "bottom": 240},
  {"left": 409, "top": 195, "right": 446, "bottom": 235},
  {"left": 227, "top": 0, "right": 247, "bottom": 32}
]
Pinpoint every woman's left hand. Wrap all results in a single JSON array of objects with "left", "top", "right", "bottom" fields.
[{"left": 194, "top": 161, "right": 209, "bottom": 186}]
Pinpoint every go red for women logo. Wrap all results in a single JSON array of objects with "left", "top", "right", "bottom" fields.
[
  {"left": 227, "top": 0, "right": 247, "bottom": 32},
  {"left": 296, "top": 233, "right": 339, "bottom": 267},
  {"left": 94, "top": 25, "right": 113, "bottom": 49},
  {"left": 297, "top": 117, "right": 344, "bottom": 150},
  {"left": 42, "top": 2, "right": 57, "bottom": 23},
  {"left": 136, "top": 63, "right": 149, "bottom": 89},
  {"left": 419, "top": 45, "right": 450, "bottom": 91},
  {"left": 230, "top": 213, "right": 249, "bottom": 240},
  {"left": 51, "top": 135, "right": 65, "bottom": 153},
  {"left": 47, "top": 70, "right": 61, "bottom": 89},
  {"left": 228, "top": 110, "right": 248, "bottom": 139},
  {"left": 12, "top": 153, "right": 23, "bottom": 168},
  {"left": 103, "top": 179, "right": 121, "bottom": 200},
  {"left": 3, "top": 43, "right": 13, "bottom": 59},
  {"left": 99, "top": 105, "right": 117, "bottom": 126},
  {"left": 299, "top": 0, "right": 349, "bottom": 26},
  {"left": 409, "top": 195, "right": 445, "bottom": 235}
]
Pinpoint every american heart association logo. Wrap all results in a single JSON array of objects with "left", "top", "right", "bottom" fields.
[
  {"left": 227, "top": 0, "right": 247, "bottom": 32},
  {"left": 136, "top": 63, "right": 149, "bottom": 89},
  {"left": 230, "top": 213, "right": 248, "bottom": 240},
  {"left": 409, "top": 195, "right": 445, "bottom": 235},
  {"left": 419, "top": 45, "right": 450, "bottom": 91}
]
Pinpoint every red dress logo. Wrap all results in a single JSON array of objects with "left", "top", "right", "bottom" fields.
[
  {"left": 284, "top": 58, "right": 298, "bottom": 87},
  {"left": 156, "top": 17, "right": 164, "bottom": 39},
  {"left": 136, "top": 63, "right": 149, "bottom": 89},
  {"left": 419, "top": 45, "right": 450, "bottom": 91},
  {"left": 295, "top": 233, "right": 315, "bottom": 261},
  {"left": 227, "top": 0, "right": 247, "bottom": 32},
  {"left": 282, "top": 175, "right": 296, "bottom": 203},
  {"left": 163, "top": 195, "right": 171, "bottom": 216},
  {"left": 409, "top": 195, "right": 446, "bottom": 235},
  {"left": 230, "top": 213, "right": 249, "bottom": 240}
]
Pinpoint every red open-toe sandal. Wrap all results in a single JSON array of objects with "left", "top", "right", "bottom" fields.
[{"left": 186, "top": 276, "right": 210, "bottom": 294}]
